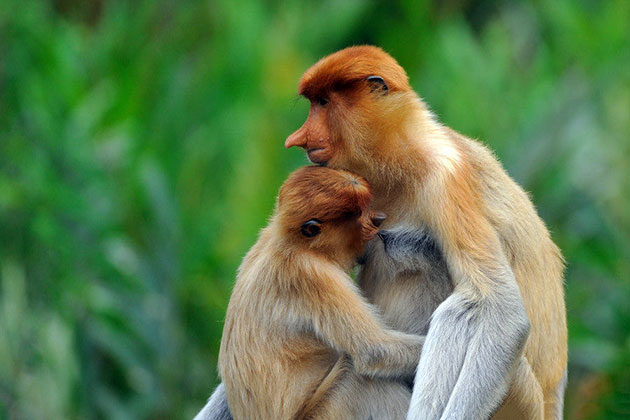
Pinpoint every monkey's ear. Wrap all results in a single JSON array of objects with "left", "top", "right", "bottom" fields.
[
  {"left": 366, "top": 75, "right": 388, "bottom": 95},
  {"left": 301, "top": 219, "right": 322, "bottom": 238}
]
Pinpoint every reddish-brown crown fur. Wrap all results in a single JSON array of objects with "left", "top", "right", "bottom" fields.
[
  {"left": 298, "top": 46, "right": 411, "bottom": 100},
  {"left": 278, "top": 165, "right": 372, "bottom": 230}
]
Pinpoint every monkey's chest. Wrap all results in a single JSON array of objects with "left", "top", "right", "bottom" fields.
[{"left": 359, "top": 248, "right": 453, "bottom": 336}]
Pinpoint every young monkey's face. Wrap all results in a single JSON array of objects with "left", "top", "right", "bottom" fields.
[
  {"left": 301, "top": 208, "right": 386, "bottom": 260},
  {"left": 277, "top": 166, "right": 385, "bottom": 265}
]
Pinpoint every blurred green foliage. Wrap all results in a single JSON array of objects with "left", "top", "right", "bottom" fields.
[{"left": 0, "top": 0, "right": 628, "bottom": 419}]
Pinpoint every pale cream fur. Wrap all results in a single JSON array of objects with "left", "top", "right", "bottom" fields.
[{"left": 353, "top": 100, "right": 567, "bottom": 419}]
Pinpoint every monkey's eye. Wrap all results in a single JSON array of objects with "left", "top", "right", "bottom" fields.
[
  {"left": 301, "top": 219, "right": 322, "bottom": 238},
  {"left": 317, "top": 97, "right": 328, "bottom": 106}
]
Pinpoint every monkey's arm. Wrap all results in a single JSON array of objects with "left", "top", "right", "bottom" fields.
[
  {"left": 408, "top": 204, "right": 530, "bottom": 420},
  {"left": 304, "top": 263, "right": 423, "bottom": 379},
  {"left": 407, "top": 277, "right": 529, "bottom": 420},
  {"left": 193, "top": 383, "right": 232, "bottom": 420}
]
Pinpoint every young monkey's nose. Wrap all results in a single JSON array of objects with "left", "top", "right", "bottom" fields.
[{"left": 371, "top": 212, "right": 387, "bottom": 227}]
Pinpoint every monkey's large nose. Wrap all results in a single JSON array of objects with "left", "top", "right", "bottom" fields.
[
  {"left": 285, "top": 126, "right": 307, "bottom": 149},
  {"left": 371, "top": 213, "right": 387, "bottom": 227}
]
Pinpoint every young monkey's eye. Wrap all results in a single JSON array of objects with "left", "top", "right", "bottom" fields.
[
  {"left": 317, "top": 97, "right": 328, "bottom": 106},
  {"left": 301, "top": 219, "right": 322, "bottom": 238}
]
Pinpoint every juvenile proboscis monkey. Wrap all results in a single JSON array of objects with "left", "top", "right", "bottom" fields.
[
  {"left": 214, "top": 165, "right": 424, "bottom": 420},
  {"left": 195, "top": 46, "right": 567, "bottom": 420}
]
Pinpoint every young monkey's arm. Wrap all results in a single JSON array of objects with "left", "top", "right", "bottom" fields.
[{"left": 300, "top": 262, "right": 423, "bottom": 379}]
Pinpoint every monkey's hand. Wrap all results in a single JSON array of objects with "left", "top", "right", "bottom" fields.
[{"left": 352, "top": 332, "right": 424, "bottom": 381}]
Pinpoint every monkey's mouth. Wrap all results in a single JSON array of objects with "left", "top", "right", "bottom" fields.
[{"left": 307, "top": 148, "right": 329, "bottom": 165}]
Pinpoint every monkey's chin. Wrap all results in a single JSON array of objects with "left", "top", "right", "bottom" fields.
[{"left": 307, "top": 148, "right": 330, "bottom": 166}]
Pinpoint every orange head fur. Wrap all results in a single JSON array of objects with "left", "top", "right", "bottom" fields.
[
  {"left": 285, "top": 46, "right": 420, "bottom": 186},
  {"left": 297, "top": 46, "right": 410, "bottom": 100},
  {"left": 276, "top": 166, "right": 385, "bottom": 265}
]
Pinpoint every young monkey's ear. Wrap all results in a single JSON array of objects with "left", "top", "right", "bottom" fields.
[
  {"left": 301, "top": 219, "right": 322, "bottom": 238},
  {"left": 366, "top": 75, "right": 388, "bottom": 95}
]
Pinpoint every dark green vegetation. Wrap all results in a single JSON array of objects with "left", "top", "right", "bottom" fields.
[{"left": 0, "top": 0, "right": 628, "bottom": 419}]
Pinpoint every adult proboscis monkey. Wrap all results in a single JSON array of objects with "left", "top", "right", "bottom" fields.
[{"left": 195, "top": 46, "right": 567, "bottom": 420}]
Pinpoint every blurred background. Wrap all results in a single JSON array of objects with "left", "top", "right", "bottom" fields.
[{"left": 1, "top": 0, "right": 628, "bottom": 419}]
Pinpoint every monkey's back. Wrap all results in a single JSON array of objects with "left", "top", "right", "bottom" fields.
[
  {"left": 455, "top": 131, "right": 567, "bottom": 403},
  {"left": 218, "top": 229, "right": 339, "bottom": 420}
]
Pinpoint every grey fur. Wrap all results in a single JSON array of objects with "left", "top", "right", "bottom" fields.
[
  {"left": 361, "top": 226, "right": 531, "bottom": 420},
  {"left": 553, "top": 369, "right": 567, "bottom": 420},
  {"left": 408, "top": 281, "right": 530, "bottom": 420},
  {"left": 193, "top": 383, "right": 232, "bottom": 420},
  {"left": 378, "top": 226, "right": 443, "bottom": 272},
  {"left": 361, "top": 226, "right": 453, "bottom": 337}
]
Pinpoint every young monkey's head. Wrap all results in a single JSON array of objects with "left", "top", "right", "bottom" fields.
[{"left": 276, "top": 166, "right": 386, "bottom": 266}]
